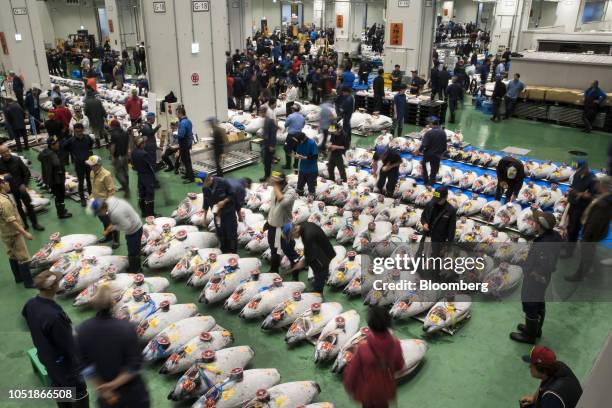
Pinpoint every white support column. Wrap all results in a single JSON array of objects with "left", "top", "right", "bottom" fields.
[
  {"left": 314, "top": 0, "right": 325, "bottom": 28},
  {"left": 104, "top": 0, "right": 122, "bottom": 51},
  {"left": 334, "top": 0, "right": 360, "bottom": 58},
  {"left": 489, "top": 0, "right": 528, "bottom": 54},
  {"left": 384, "top": 0, "right": 435, "bottom": 78},
  {"left": 141, "top": 0, "right": 228, "bottom": 138},
  {"left": 227, "top": 0, "right": 252, "bottom": 52},
  {"left": 0, "top": 0, "right": 50, "bottom": 91}
]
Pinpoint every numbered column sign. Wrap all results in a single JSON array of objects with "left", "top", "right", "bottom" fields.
[
  {"left": 193, "top": 0, "right": 210, "bottom": 12},
  {"left": 390, "top": 23, "right": 403, "bottom": 46}
]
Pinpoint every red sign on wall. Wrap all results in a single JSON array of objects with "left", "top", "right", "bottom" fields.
[
  {"left": 0, "top": 32, "right": 8, "bottom": 55},
  {"left": 389, "top": 23, "right": 403, "bottom": 46},
  {"left": 336, "top": 15, "right": 344, "bottom": 28},
  {"left": 109, "top": 19, "right": 114, "bottom": 33},
  {"left": 191, "top": 72, "right": 200, "bottom": 86}
]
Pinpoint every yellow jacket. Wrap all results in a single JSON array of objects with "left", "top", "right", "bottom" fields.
[{"left": 91, "top": 166, "right": 116, "bottom": 200}]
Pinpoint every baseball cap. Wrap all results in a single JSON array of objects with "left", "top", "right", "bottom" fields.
[
  {"left": 73, "top": 105, "right": 82, "bottom": 111},
  {"left": 426, "top": 115, "right": 440, "bottom": 124},
  {"left": 533, "top": 210, "right": 556, "bottom": 230},
  {"left": 196, "top": 171, "right": 208, "bottom": 186},
  {"left": 89, "top": 198, "right": 104, "bottom": 215},
  {"left": 85, "top": 155, "right": 101, "bottom": 166},
  {"left": 433, "top": 186, "right": 449, "bottom": 201},
  {"left": 522, "top": 345, "right": 556, "bottom": 365},
  {"left": 109, "top": 118, "right": 120, "bottom": 127},
  {"left": 507, "top": 166, "right": 518, "bottom": 179},
  {"left": 270, "top": 171, "right": 286, "bottom": 183},
  {"left": 146, "top": 112, "right": 156, "bottom": 119}
]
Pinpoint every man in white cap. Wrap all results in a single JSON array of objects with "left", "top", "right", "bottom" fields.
[
  {"left": 510, "top": 208, "right": 562, "bottom": 344},
  {"left": 495, "top": 155, "right": 525, "bottom": 202}
]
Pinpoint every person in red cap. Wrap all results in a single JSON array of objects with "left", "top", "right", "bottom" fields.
[
  {"left": 510, "top": 208, "right": 562, "bottom": 344},
  {"left": 519, "top": 346, "right": 582, "bottom": 408},
  {"left": 343, "top": 306, "right": 405, "bottom": 408}
]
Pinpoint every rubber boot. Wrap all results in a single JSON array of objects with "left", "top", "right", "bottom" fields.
[
  {"left": 112, "top": 231, "right": 120, "bottom": 249},
  {"left": 283, "top": 153, "right": 292, "bottom": 170},
  {"left": 269, "top": 253, "right": 281, "bottom": 273},
  {"left": 565, "top": 267, "right": 586, "bottom": 282},
  {"left": 510, "top": 317, "right": 539, "bottom": 344},
  {"left": 517, "top": 309, "right": 545, "bottom": 338},
  {"left": 9, "top": 259, "right": 22, "bottom": 283},
  {"left": 28, "top": 211, "right": 44, "bottom": 231},
  {"left": 128, "top": 255, "right": 142, "bottom": 273},
  {"left": 57, "top": 203, "right": 73, "bottom": 219},
  {"left": 138, "top": 199, "right": 146, "bottom": 217},
  {"left": 19, "top": 263, "right": 35, "bottom": 288}
]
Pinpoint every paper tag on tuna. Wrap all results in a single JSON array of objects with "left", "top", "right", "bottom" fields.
[
  {"left": 54, "top": 243, "right": 64, "bottom": 250},
  {"left": 275, "top": 396, "right": 290, "bottom": 406},
  {"left": 149, "top": 318, "right": 158, "bottom": 328},
  {"left": 193, "top": 257, "right": 201, "bottom": 266},
  {"left": 81, "top": 266, "right": 89, "bottom": 275},
  {"left": 221, "top": 388, "right": 236, "bottom": 400},
  {"left": 203, "top": 364, "right": 222, "bottom": 374},
  {"left": 185, "top": 345, "right": 194, "bottom": 354},
  {"left": 312, "top": 315, "right": 323, "bottom": 324},
  {"left": 170, "top": 333, "right": 179, "bottom": 342},
  {"left": 346, "top": 262, "right": 353, "bottom": 269}
]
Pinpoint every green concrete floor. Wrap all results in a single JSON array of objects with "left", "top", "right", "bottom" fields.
[{"left": 1, "top": 103, "right": 611, "bottom": 407}]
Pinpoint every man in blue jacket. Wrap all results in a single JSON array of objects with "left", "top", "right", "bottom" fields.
[
  {"left": 176, "top": 106, "right": 195, "bottom": 183},
  {"left": 294, "top": 132, "right": 319, "bottom": 196},
  {"left": 24, "top": 87, "right": 42, "bottom": 136},
  {"left": 582, "top": 80, "right": 607, "bottom": 133}
]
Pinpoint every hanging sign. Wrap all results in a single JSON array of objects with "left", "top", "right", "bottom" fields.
[
  {"left": 153, "top": 1, "right": 166, "bottom": 13},
  {"left": 191, "top": 72, "right": 200, "bottom": 86},
  {"left": 390, "top": 23, "right": 403, "bottom": 46},
  {"left": 336, "top": 15, "right": 344, "bottom": 28},
  {"left": 193, "top": 0, "right": 210, "bottom": 12}
]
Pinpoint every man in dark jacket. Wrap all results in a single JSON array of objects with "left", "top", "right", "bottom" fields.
[
  {"left": 208, "top": 117, "right": 226, "bottom": 177},
  {"left": 420, "top": 186, "right": 456, "bottom": 273},
  {"left": 374, "top": 147, "right": 402, "bottom": 197},
  {"left": 22, "top": 271, "right": 89, "bottom": 407},
  {"left": 519, "top": 346, "right": 582, "bottom": 408},
  {"left": 417, "top": 116, "right": 447, "bottom": 186},
  {"left": 0, "top": 145, "right": 44, "bottom": 230},
  {"left": 446, "top": 76, "right": 464, "bottom": 123},
  {"left": 339, "top": 86, "right": 354, "bottom": 148},
  {"left": 201, "top": 173, "right": 241, "bottom": 253},
  {"left": 11, "top": 72, "right": 25, "bottom": 108},
  {"left": 437, "top": 66, "right": 451, "bottom": 100},
  {"left": 372, "top": 69, "right": 385, "bottom": 112},
  {"left": 260, "top": 107, "right": 277, "bottom": 181},
  {"left": 562, "top": 160, "right": 597, "bottom": 258},
  {"left": 63, "top": 123, "right": 93, "bottom": 207},
  {"left": 582, "top": 80, "right": 607, "bottom": 133},
  {"left": 495, "top": 156, "right": 525, "bottom": 202},
  {"left": 479, "top": 59, "right": 491, "bottom": 85},
  {"left": 24, "top": 87, "right": 42, "bottom": 136},
  {"left": 430, "top": 64, "right": 441, "bottom": 100},
  {"left": 511, "top": 210, "right": 562, "bottom": 343},
  {"left": 83, "top": 89, "right": 108, "bottom": 147},
  {"left": 491, "top": 78, "right": 507, "bottom": 122},
  {"left": 109, "top": 120, "right": 130, "bottom": 196},
  {"left": 38, "top": 136, "right": 72, "bottom": 219},
  {"left": 358, "top": 60, "right": 371, "bottom": 85},
  {"left": 76, "top": 287, "right": 150, "bottom": 407},
  {"left": 3, "top": 98, "right": 28, "bottom": 151},
  {"left": 247, "top": 73, "right": 262, "bottom": 113},
  {"left": 131, "top": 137, "right": 157, "bottom": 217},
  {"left": 287, "top": 221, "right": 336, "bottom": 294},
  {"left": 566, "top": 176, "right": 611, "bottom": 282}
]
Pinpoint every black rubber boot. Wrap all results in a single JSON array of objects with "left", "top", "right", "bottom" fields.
[
  {"left": 565, "top": 268, "right": 585, "bottom": 282},
  {"left": 269, "top": 253, "right": 281, "bottom": 273},
  {"left": 517, "top": 309, "right": 545, "bottom": 338},
  {"left": 128, "top": 256, "right": 142, "bottom": 273},
  {"left": 112, "top": 231, "right": 120, "bottom": 249},
  {"left": 9, "top": 259, "right": 22, "bottom": 283},
  {"left": 28, "top": 211, "right": 44, "bottom": 231},
  {"left": 510, "top": 317, "right": 539, "bottom": 344},
  {"left": 57, "top": 204, "right": 73, "bottom": 219},
  {"left": 19, "top": 263, "right": 34, "bottom": 288},
  {"left": 138, "top": 199, "right": 146, "bottom": 217}
]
